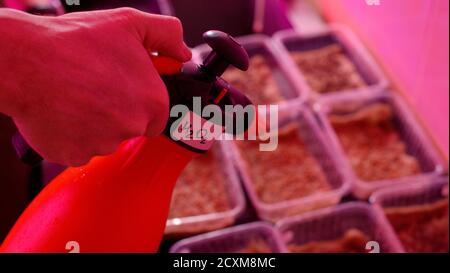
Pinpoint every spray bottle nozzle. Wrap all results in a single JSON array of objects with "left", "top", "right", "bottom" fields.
[{"left": 202, "top": 30, "right": 249, "bottom": 78}]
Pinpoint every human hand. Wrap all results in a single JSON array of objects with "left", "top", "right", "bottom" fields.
[{"left": 0, "top": 8, "right": 191, "bottom": 166}]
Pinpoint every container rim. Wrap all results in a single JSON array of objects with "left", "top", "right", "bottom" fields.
[
  {"left": 369, "top": 176, "right": 449, "bottom": 206},
  {"left": 275, "top": 201, "right": 405, "bottom": 253},
  {"left": 169, "top": 221, "right": 286, "bottom": 253}
]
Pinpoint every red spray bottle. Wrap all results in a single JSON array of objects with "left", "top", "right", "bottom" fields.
[{"left": 1, "top": 30, "right": 252, "bottom": 253}]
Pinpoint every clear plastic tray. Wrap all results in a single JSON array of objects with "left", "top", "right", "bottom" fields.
[
  {"left": 370, "top": 177, "right": 449, "bottom": 253},
  {"left": 165, "top": 141, "right": 246, "bottom": 237},
  {"left": 193, "top": 34, "right": 305, "bottom": 103},
  {"left": 272, "top": 24, "right": 389, "bottom": 102},
  {"left": 226, "top": 100, "right": 351, "bottom": 222},
  {"left": 314, "top": 92, "right": 447, "bottom": 199},
  {"left": 276, "top": 202, "right": 404, "bottom": 253},
  {"left": 370, "top": 177, "right": 449, "bottom": 208},
  {"left": 169, "top": 222, "right": 286, "bottom": 253}
]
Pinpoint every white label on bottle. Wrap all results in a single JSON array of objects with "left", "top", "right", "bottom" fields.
[{"left": 170, "top": 111, "right": 224, "bottom": 151}]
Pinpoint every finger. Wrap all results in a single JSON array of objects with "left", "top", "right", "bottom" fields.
[{"left": 133, "top": 13, "right": 192, "bottom": 62}]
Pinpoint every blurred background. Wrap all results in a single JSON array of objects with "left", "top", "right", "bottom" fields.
[{"left": 0, "top": 0, "right": 448, "bottom": 253}]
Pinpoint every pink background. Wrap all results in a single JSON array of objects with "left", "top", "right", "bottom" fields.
[{"left": 316, "top": 0, "right": 449, "bottom": 159}]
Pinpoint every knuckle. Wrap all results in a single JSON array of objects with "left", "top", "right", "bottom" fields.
[
  {"left": 116, "top": 7, "right": 139, "bottom": 16},
  {"left": 166, "top": 16, "right": 183, "bottom": 36},
  {"left": 116, "top": 7, "right": 140, "bottom": 24}
]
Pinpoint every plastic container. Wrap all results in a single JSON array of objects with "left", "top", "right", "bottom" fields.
[
  {"left": 226, "top": 100, "right": 351, "bottom": 222},
  {"left": 272, "top": 25, "right": 389, "bottom": 102},
  {"left": 165, "top": 141, "right": 246, "bottom": 237},
  {"left": 370, "top": 177, "right": 449, "bottom": 208},
  {"left": 165, "top": 0, "right": 292, "bottom": 47},
  {"left": 169, "top": 222, "right": 287, "bottom": 253},
  {"left": 194, "top": 34, "right": 305, "bottom": 104},
  {"left": 314, "top": 92, "right": 447, "bottom": 199},
  {"left": 276, "top": 202, "right": 404, "bottom": 253},
  {"left": 370, "top": 177, "right": 449, "bottom": 253}
]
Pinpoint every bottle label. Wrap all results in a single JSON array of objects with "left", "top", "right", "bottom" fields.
[{"left": 170, "top": 111, "right": 224, "bottom": 151}]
